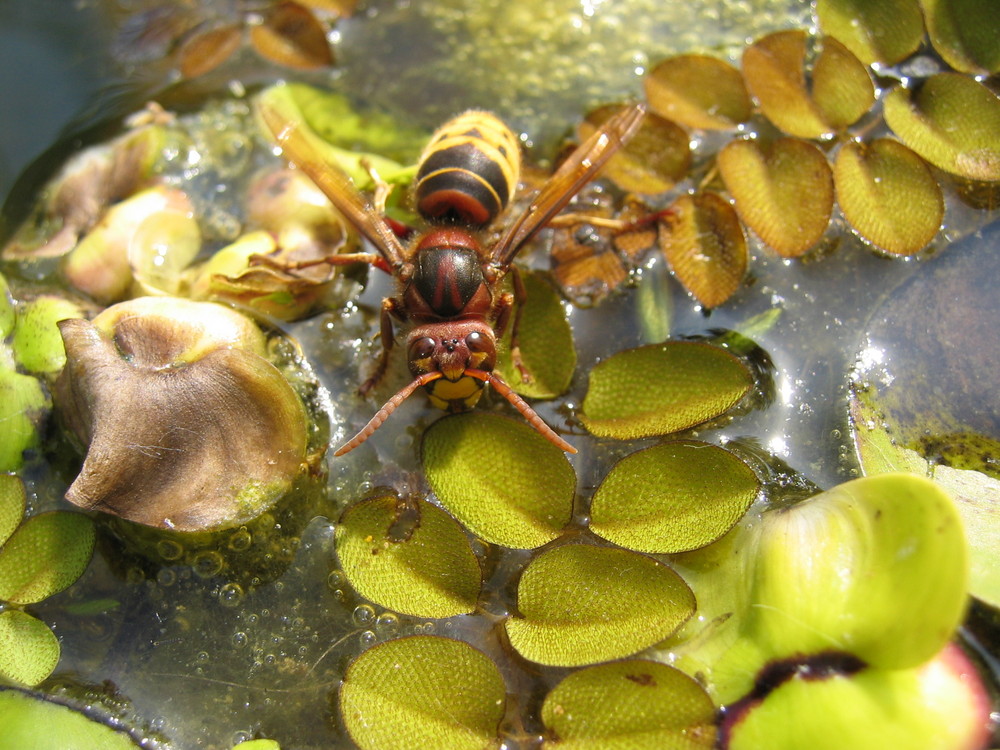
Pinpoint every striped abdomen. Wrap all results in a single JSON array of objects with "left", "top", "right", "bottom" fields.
[{"left": 414, "top": 111, "right": 521, "bottom": 227}]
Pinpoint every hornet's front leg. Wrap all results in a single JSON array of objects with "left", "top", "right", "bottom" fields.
[
  {"left": 494, "top": 266, "right": 533, "bottom": 384},
  {"left": 360, "top": 297, "right": 405, "bottom": 396}
]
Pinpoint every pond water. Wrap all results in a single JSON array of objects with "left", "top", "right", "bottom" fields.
[{"left": 1, "top": 1, "right": 998, "bottom": 749}]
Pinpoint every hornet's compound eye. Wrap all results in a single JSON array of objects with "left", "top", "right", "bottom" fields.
[
  {"left": 409, "top": 337, "right": 437, "bottom": 361},
  {"left": 465, "top": 330, "right": 490, "bottom": 353}
]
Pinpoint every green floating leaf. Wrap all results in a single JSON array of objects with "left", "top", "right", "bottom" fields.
[
  {"left": 0, "top": 611, "right": 60, "bottom": 686},
  {"left": 718, "top": 137, "right": 834, "bottom": 258},
  {"left": 0, "top": 474, "right": 26, "bottom": 548},
  {"left": 340, "top": 635, "right": 505, "bottom": 750},
  {"left": 659, "top": 192, "right": 747, "bottom": 308},
  {"left": 581, "top": 341, "right": 753, "bottom": 440},
  {"left": 11, "top": 296, "right": 84, "bottom": 374},
  {"left": 505, "top": 544, "right": 695, "bottom": 667},
  {"left": 817, "top": 0, "right": 926, "bottom": 66},
  {"left": 541, "top": 660, "right": 716, "bottom": 750},
  {"left": 883, "top": 74, "right": 1000, "bottom": 181},
  {"left": 644, "top": 54, "right": 752, "bottom": 130},
  {"left": 590, "top": 441, "right": 759, "bottom": 554},
  {"left": 0, "top": 369, "right": 50, "bottom": 473},
  {"left": 579, "top": 105, "right": 691, "bottom": 193},
  {"left": 742, "top": 31, "right": 874, "bottom": 138},
  {"left": 0, "top": 688, "right": 140, "bottom": 748},
  {"left": 496, "top": 271, "right": 576, "bottom": 400},
  {"left": 0, "top": 274, "right": 14, "bottom": 339},
  {"left": 833, "top": 138, "right": 943, "bottom": 255},
  {"left": 422, "top": 412, "right": 575, "bottom": 549},
  {"left": 920, "top": 0, "right": 1000, "bottom": 74},
  {"left": 232, "top": 740, "right": 282, "bottom": 750},
  {"left": 747, "top": 474, "right": 967, "bottom": 670},
  {"left": 728, "top": 645, "right": 991, "bottom": 750},
  {"left": 336, "top": 494, "right": 481, "bottom": 618},
  {"left": 0, "top": 512, "right": 96, "bottom": 605}
]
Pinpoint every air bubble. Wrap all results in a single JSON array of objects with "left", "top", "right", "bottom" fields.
[
  {"left": 228, "top": 528, "right": 253, "bottom": 551},
  {"left": 359, "top": 630, "right": 377, "bottom": 647},
  {"left": 157, "top": 539, "right": 184, "bottom": 561},
  {"left": 352, "top": 604, "right": 376, "bottom": 627},
  {"left": 232, "top": 631, "right": 249, "bottom": 648},
  {"left": 375, "top": 612, "right": 399, "bottom": 638},
  {"left": 219, "top": 582, "right": 244, "bottom": 607},
  {"left": 192, "top": 550, "right": 225, "bottom": 578}
]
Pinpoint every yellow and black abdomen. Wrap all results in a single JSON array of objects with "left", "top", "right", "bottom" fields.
[{"left": 414, "top": 111, "right": 521, "bottom": 227}]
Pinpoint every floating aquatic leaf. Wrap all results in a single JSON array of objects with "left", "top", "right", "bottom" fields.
[
  {"left": 128, "top": 208, "right": 202, "bottom": 296},
  {"left": 340, "top": 636, "right": 506, "bottom": 750},
  {"left": 816, "top": 0, "right": 925, "bottom": 66},
  {"left": 505, "top": 544, "right": 695, "bottom": 667},
  {"left": 336, "top": 494, "right": 481, "bottom": 618},
  {"left": 590, "top": 441, "right": 759, "bottom": 554},
  {"left": 11, "top": 296, "right": 84, "bottom": 374},
  {"left": 883, "top": 73, "right": 1000, "bottom": 181},
  {"left": 0, "top": 475, "right": 26, "bottom": 549},
  {"left": 0, "top": 274, "right": 14, "bottom": 338},
  {"left": 718, "top": 138, "right": 833, "bottom": 257},
  {"left": 742, "top": 31, "right": 874, "bottom": 139},
  {"left": 579, "top": 105, "right": 691, "bottom": 193},
  {"left": 920, "top": 0, "right": 1000, "bottom": 74},
  {"left": 496, "top": 271, "right": 576, "bottom": 399},
  {"left": 249, "top": 1, "right": 334, "bottom": 70},
  {"left": 747, "top": 474, "right": 967, "bottom": 670},
  {"left": 232, "top": 740, "right": 282, "bottom": 750},
  {"left": 0, "top": 611, "right": 60, "bottom": 686},
  {"left": 541, "top": 660, "right": 716, "bottom": 750},
  {"left": 55, "top": 299, "right": 307, "bottom": 531},
  {"left": 0, "top": 511, "right": 95, "bottom": 605},
  {"left": 422, "top": 413, "right": 575, "bottom": 549},
  {"left": 833, "top": 138, "right": 943, "bottom": 255},
  {"left": 644, "top": 54, "right": 751, "bottom": 130},
  {"left": 0, "top": 369, "right": 50, "bottom": 473},
  {"left": 0, "top": 688, "right": 140, "bottom": 747},
  {"left": 580, "top": 341, "right": 753, "bottom": 440},
  {"left": 659, "top": 192, "right": 747, "bottom": 308},
  {"left": 176, "top": 23, "right": 242, "bottom": 78},
  {"left": 726, "top": 645, "right": 991, "bottom": 750}
]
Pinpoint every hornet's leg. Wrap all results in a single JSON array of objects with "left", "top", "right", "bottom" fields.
[{"left": 360, "top": 297, "right": 404, "bottom": 396}]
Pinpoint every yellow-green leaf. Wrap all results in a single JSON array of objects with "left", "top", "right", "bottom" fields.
[
  {"left": 0, "top": 512, "right": 96, "bottom": 605},
  {"left": 12, "top": 296, "right": 83, "bottom": 375},
  {"left": 0, "top": 369, "right": 50, "bottom": 473},
  {"left": 659, "top": 192, "right": 747, "bottom": 308},
  {"left": 920, "top": 0, "right": 1000, "bottom": 75},
  {"left": 817, "top": 0, "right": 926, "bottom": 66},
  {"left": 505, "top": 544, "right": 695, "bottom": 667},
  {"left": 742, "top": 31, "right": 873, "bottom": 138},
  {"left": 0, "top": 688, "right": 140, "bottom": 747},
  {"left": 340, "top": 636, "right": 505, "bottom": 750},
  {"left": 579, "top": 105, "right": 691, "bottom": 194},
  {"left": 833, "top": 138, "right": 943, "bottom": 255},
  {"left": 718, "top": 137, "right": 834, "bottom": 257},
  {"left": 580, "top": 341, "right": 753, "bottom": 441},
  {"left": 590, "top": 441, "right": 759, "bottom": 554},
  {"left": 422, "top": 412, "right": 575, "bottom": 548},
  {"left": 883, "top": 74, "right": 1000, "bottom": 181},
  {"left": 644, "top": 54, "right": 752, "bottom": 130},
  {"left": 336, "top": 494, "right": 481, "bottom": 618},
  {"left": 496, "top": 271, "right": 576, "bottom": 400},
  {"left": 0, "top": 611, "right": 59, "bottom": 686},
  {"left": 541, "top": 660, "right": 716, "bottom": 750},
  {"left": 0, "top": 475, "right": 26, "bottom": 549}
]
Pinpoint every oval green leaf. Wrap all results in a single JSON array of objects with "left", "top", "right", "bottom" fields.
[
  {"left": 920, "top": 0, "right": 1000, "bottom": 75},
  {"left": 834, "top": 138, "right": 943, "bottom": 255},
  {"left": 422, "top": 412, "right": 575, "bottom": 549},
  {"left": 541, "top": 660, "right": 716, "bottom": 750},
  {"left": 0, "top": 611, "right": 59, "bottom": 686},
  {"left": 817, "top": 0, "right": 926, "bottom": 66},
  {"left": 0, "top": 474, "right": 26, "bottom": 549},
  {"left": 883, "top": 74, "right": 1000, "bottom": 181},
  {"left": 659, "top": 192, "right": 747, "bottom": 308},
  {"left": 496, "top": 271, "right": 576, "bottom": 400},
  {"left": 747, "top": 473, "right": 967, "bottom": 670},
  {"left": 0, "top": 688, "right": 140, "bottom": 748},
  {"left": 579, "top": 105, "right": 691, "bottom": 194},
  {"left": 718, "top": 137, "right": 834, "bottom": 257},
  {"left": 336, "top": 494, "right": 482, "bottom": 618},
  {"left": 0, "top": 369, "right": 50, "bottom": 473},
  {"left": 742, "top": 31, "right": 873, "bottom": 138},
  {"left": 644, "top": 54, "right": 752, "bottom": 130},
  {"left": 340, "top": 635, "right": 505, "bottom": 750},
  {"left": 11, "top": 296, "right": 83, "bottom": 375},
  {"left": 590, "top": 441, "right": 759, "bottom": 554},
  {"left": 505, "top": 544, "right": 695, "bottom": 667},
  {"left": 0, "top": 512, "right": 96, "bottom": 605},
  {"left": 580, "top": 341, "right": 753, "bottom": 440}
]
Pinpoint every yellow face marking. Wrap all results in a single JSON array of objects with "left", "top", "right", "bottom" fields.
[{"left": 426, "top": 376, "right": 485, "bottom": 411}]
